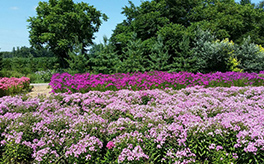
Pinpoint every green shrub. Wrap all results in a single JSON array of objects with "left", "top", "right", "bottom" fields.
[
  {"left": 0, "top": 70, "right": 25, "bottom": 78},
  {"left": 27, "top": 69, "right": 56, "bottom": 83},
  {"left": 235, "top": 37, "right": 264, "bottom": 72}
]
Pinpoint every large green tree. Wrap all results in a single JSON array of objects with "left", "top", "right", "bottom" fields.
[
  {"left": 110, "top": 0, "right": 264, "bottom": 73},
  {"left": 189, "top": 0, "right": 264, "bottom": 44},
  {"left": 27, "top": 0, "right": 108, "bottom": 68}
]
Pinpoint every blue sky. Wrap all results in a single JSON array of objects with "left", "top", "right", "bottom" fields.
[{"left": 0, "top": 0, "right": 262, "bottom": 52}]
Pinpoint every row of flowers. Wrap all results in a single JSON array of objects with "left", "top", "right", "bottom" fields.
[
  {"left": 1, "top": 86, "right": 264, "bottom": 163},
  {"left": 0, "top": 77, "right": 31, "bottom": 97},
  {"left": 50, "top": 71, "right": 264, "bottom": 93}
]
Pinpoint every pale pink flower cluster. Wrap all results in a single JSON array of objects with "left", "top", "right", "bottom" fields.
[
  {"left": 1, "top": 86, "right": 264, "bottom": 162},
  {"left": 118, "top": 145, "right": 149, "bottom": 163}
]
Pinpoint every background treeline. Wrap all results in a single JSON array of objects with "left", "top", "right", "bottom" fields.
[
  {"left": 0, "top": 47, "right": 58, "bottom": 82},
  {"left": 1, "top": 0, "right": 264, "bottom": 83}
]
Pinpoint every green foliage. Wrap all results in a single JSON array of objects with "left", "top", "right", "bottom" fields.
[
  {"left": 240, "top": 0, "right": 252, "bottom": 5},
  {"left": 192, "top": 29, "right": 242, "bottom": 73},
  {"left": 28, "top": 69, "right": 56, "bottom": 83},
  {"left": 65, "top": 42, "right": 90, "bottom": 73},
  {"left": 27, "top": 0, "right": 108, "bottom": 68},
  {"left": 171, "top": 34, "right": 197, "bottom": 72},
  {"left": 110, "top": 0, "right": 264, "bottom": 73},
  {"left": 187, "top": 128, "right": 239, "bottom": 163},
  {"left": 157, "top": 23, "right": 186, "bottom": 65},
  {"left": 148, "top": 36, "right": 171, "bottom": 71},
  {"left": 3, "top": 46, "right": 55, "bottom": 58},
  {"left": 189, "top": 0, "right": 264, "bottom": 45},
  {"left": 235, "top": 37, "right": 264, "bottom": 72},
  {"left": 121, "top": 33, "right": 147, "bottom": 73},
  {"left": 89, "top": 36, "right": 122, "bottom": 74},
  {"left": 1, "top": 142, "right": 33, "bottom": 164},
  {"left": 1, "top": 57, "right": 59, "bottom": 77}
]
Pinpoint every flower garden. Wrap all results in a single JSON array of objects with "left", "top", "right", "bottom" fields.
[
  {"left": 0, "top": 77, "right": 31, "bottom": 97},
  {"left": 1, "top": 71, "right": 264, "bottom": 163}
]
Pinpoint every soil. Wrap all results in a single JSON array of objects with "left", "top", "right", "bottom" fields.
[{"left": 28, "top": 84, "right": 53, "bottom": 98}]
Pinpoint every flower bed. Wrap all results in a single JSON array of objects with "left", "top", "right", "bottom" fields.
[
  {"left": 0, "top": 77, "right": 31, "bottom": 97},
  {"left": 50, "top": 71, "right": 264, "bottom": 94},
  {"left": 1, "top": 86, "right": 264, "bottom": 163}
]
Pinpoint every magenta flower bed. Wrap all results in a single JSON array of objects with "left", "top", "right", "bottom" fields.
[
  {"left": 1, "top": 86, "right": 264, "bottom": 163},
  {"left": 0, "top": 77, "right": 31, "bottom": 97},
  {"left": 50, "top": 71, "right": 264, "bottom": 94}
]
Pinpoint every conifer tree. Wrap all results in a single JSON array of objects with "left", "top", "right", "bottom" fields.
[
  {"left": 148, "top": 36, "right": 171, "bottom": 71},
  {"left": 122, "top": 33, "right": 146, "bottom": 73},
  {"left": 171, "top": 35, "right": 196, "bottom": 72},
  {"left": 89, "top": 36, "right": 122, "bottom": 74},
  {"left": 65, "top": 42, "right": 90, "bottom": 73}
]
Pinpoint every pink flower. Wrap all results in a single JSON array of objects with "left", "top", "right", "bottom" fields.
[{"left": 106, "top": 141, "right": 115, "bottom": 149}]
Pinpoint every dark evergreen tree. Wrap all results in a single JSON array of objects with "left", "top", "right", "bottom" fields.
[
  {"left": 148, "top": 35, "right": 171, "bottom": 71},
  {"left": 65, "top": 42, "right": 90, "bottom": 73},
  {"left": 121, "top": 33, "right": 147, "bottom": 73},
  {"left": 89, "top": 36, "right": 122, "bottom": 74},
  {"left": 171, "top": 35, "right": 196, "bottom": 72}
]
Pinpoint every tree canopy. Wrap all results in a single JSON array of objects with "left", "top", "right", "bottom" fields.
[
  {"left": 111, "top": 0, "right": 264, "bottom": 54},
  {"left": 27, "top": 0, "right": 108, "bottom": 68}
]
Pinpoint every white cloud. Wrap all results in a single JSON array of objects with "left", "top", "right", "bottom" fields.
[{"left": 10, "top": 6, "right": 19, "bottom": 10}]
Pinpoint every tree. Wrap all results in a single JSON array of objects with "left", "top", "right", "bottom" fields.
[
  {"left": 65, "top": 41, "right": 90, "bottom": 73},
  {"left": 148, "top": 35, "right": 171, "bottom": 71},
  {"left": 88, "top": 36, "right": 122, "bottom": 74},
  {"left": 110, "top": 0, "right": 264, "bottom": 73},
  {"left": 235, "top": 37, "right": 264, "bottom": 72},
  {"left": 27, "top": 0, "right": 108, "bottom": 68},
  {"left": 240, "top": 0, "right": 251, "bottom": 5},
  {"left": 189, "top": 0, "right": 264, "bottom": 44},
  {"left": 256, "top": 0, "right": 264, "bottom": 9},
  {"left": 121, "top": 33, "right": 147, "bottom": 73}
]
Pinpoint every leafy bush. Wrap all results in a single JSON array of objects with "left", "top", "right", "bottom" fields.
[
  {"left": 192, "top": 29, "right": 241, "bottom": 73},
  {"left": 235, "top": 37, "right": 264, "bottom": 72},
  {"left": 27, "top": 70, "right": 56, "bottom": 83},
  {"left": 0, "top": 77, "right": 31, "bottom": 97}
]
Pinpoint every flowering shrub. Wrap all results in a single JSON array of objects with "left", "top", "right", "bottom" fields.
[
  {"left": 1, "top": 86, "right": 264, "bottom": 163},
  {"left": 0, "top": 77, "right": 31, "bottom": 97},
  {"left": 50, "top": 71, "right": 264, "bottom": 94}
]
